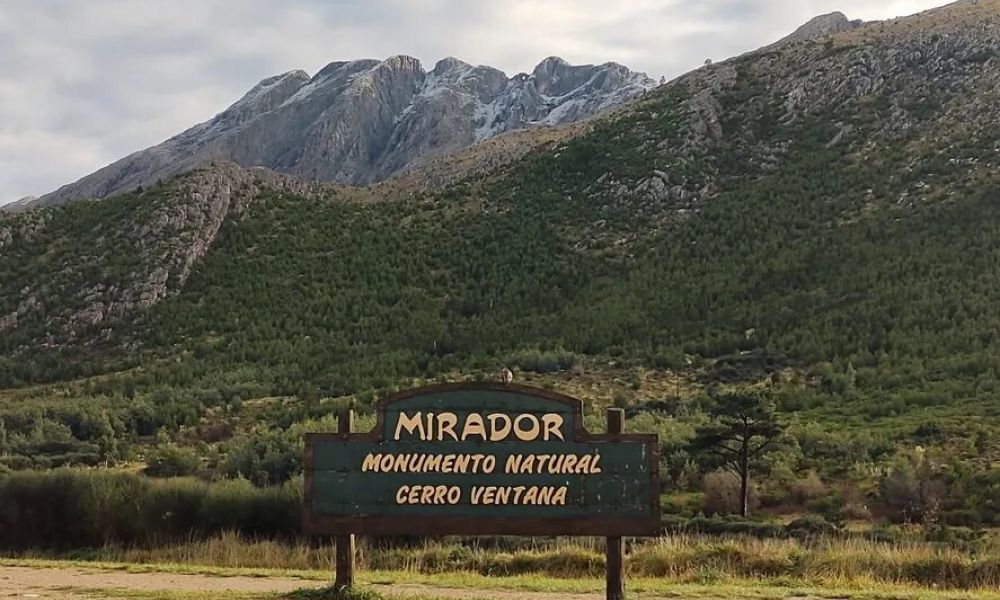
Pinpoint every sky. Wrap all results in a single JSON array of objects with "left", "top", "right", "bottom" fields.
[{"left": 0, "top": 0, "right": 949, "bottom": 205}]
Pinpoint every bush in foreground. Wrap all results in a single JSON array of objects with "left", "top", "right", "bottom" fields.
[{"left": 0, "top": 469, "right": 299, "bottom": 548}]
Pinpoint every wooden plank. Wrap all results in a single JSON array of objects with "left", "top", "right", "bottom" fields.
[{"left": 304, "top": 514, "right": 660, "bottom": 536}]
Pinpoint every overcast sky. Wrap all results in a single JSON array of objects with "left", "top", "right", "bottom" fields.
[{"left": 0, "top": 0, "right": 948, "bottom": 204}]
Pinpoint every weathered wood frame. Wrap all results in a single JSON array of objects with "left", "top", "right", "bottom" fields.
[{"left": 303, "top": 382, "right": 661, "bottom": 537}]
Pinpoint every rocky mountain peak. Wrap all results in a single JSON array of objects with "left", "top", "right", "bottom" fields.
[
  {"left": 534, "top": 55, "right": 570, "bottom": 72},
  {"left": 210, "top": 70, "right": 310, "bottom": 129},
  {"left": 531, "top": 56, "right": 574, "bottom": 94},
  {"left": 253, "top": 69, "right": 311, "bottom": 91},
  {"left": 433, "top": 56, "right": 473, "bottom": 75},
  {"left": 314, "top": 59, "right": 379, "bottom": 81},
  {"left": 351, "top": 55, "right": 426, "bottom": 104},
  {"left": 355, "top": 55, "right": 425, "bottom": 92},
  {"left": 530, "top": 56, "right": 648, "bottom": 98},
  {"left": 379, "top": 54, "right": 424, "bottom": 72},
  {"left": 36, "top": 55, "right": 655, "bottom": 207},
  {"left": 770, "top": 11, "right": 864, "bottom": 47}
]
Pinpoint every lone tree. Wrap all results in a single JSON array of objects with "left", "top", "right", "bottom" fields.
[{"left": 693, "top": 389, "right": 783, "bottom": 516}]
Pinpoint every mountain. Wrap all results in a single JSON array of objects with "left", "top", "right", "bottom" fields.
[
  {"left": 0, "top": 196, "right": 38, "bottom": 215},
  {"left": 767, "top": 11, "right": 864, "bottom": 48},
  {"left": 3, "top": 0, "right": 1000, "bottom": 440},
  {"left": 34, "top": 56, "right": 655, "bottom": 207}
]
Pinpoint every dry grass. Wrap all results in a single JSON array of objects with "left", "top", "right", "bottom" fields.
[
  {"left": 18, "top": 533, "right": 1000, "bottom": 591},
  {"left": 631, "top": 536, "right": 1000, "bottom": 588}
]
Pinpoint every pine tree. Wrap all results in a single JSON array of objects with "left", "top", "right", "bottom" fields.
[
  {"left": 693, "top": 389, "right": 784, "bottom": 517},
  {"left": 97, "top": 411, "right": 118, "bottom": 466}
]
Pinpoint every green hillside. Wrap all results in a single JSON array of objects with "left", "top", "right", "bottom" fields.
[{"left": 143, "top": 101, "right": 1000, "bottom": 434}]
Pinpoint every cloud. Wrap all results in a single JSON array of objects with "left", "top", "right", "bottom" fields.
[{"left": 0, "top": 0, "right": 949, "bottom": 203}]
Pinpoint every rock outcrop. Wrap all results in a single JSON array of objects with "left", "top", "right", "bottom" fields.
[
  {"left": 767, "top": 12, "right": 864, "bottom": 49},
  {"left": 0, "top": 196, "right": 39, "bottom": 215}
]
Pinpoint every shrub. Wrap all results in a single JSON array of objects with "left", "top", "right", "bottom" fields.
[
  {"left": 140, "top": 477, "right": 208, "bottom": 539},
  {"left": 661, "top": 493, "right": 703, "bottom": 517},
  {"left": 943, "top": 509, "right": 983, "bottom": 528},
  {"left": 880, "top": 459, "right": 946, "bottom": 523},
  {"left": 702, "top": 471, "right": 758, "bottom": 516},
  {"left": 81, "top": 470, "right": 149, "bottom": 544},
  {"left": 507, "top": 349, "right": 579, "bottom": 374},
  {"left": 785, "top": 514, "right": 838, "bottom": 538},
  {"left": 143, "top": 444, "right": 200, "bottom": 477},
  {"left": 200, "top": 477, "right": 300, "bottom": 538},
  {"left": 788, "top": 471, "right": 827, "bottom": 505},
  {"left": 0, "top": 469, "right": 299, "bottom": 549},
  {"left": 807, "top": 494, "right": 848, "bottom": 525},
  {"left": 0, "top": 469, "right": 97, "bottom": 548},
  {"left": 221, "top": 429, "right": 302, "bottom": 486},
  {"left": 842, "top": 502, "right": 873, "bottom": 521},
  {"left": 968, "top": 556, "right": 1000, "bottom": 588}
]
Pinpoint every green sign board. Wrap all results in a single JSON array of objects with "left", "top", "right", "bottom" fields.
[{"left": 303, "top": 383, "right": 660, "bottom": 536}]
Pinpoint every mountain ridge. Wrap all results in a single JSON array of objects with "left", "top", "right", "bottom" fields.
[
  {"left": 0, "top": 196, "right": 38, "bottom": 214},
  {"left": 32, "top": 55, "right": 655, "bottom": 208}
]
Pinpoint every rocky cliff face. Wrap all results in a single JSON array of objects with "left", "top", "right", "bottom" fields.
[
  {"left": 0, "top": 164, "right": 320, "bottom": 346},
  {"left": 36, "top": 56, "right": 654, "bottom": 207}
]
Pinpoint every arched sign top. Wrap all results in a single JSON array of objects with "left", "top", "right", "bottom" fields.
[
  {"left": 304, "top": 383, "right": 660, "bottom": 537},
  {"left": 375, "top": 382, "right": 586, "bottom": 411}
]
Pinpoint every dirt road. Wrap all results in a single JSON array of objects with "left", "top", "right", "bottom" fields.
[{"left": 0, "top": 564, "right": 608, "bottom": 599}]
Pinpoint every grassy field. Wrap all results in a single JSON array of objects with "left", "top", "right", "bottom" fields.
[{"left": 7, "top": 532, "right": 1000, "bottom": 592}]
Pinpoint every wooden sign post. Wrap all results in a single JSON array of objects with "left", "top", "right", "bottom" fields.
[
  {"left": 606, "top": 407, "right": 625, "bottom": 600},
  {"left": 304, "top": 383, "right": 660, "bottom": 598},
  {"left": 333, "top": 409, "right": 355, "bottom": 591}
]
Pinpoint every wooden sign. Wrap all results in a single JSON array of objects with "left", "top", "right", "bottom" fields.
[{"left": 303, "top": 383, "right": 660, "bottom": 537}]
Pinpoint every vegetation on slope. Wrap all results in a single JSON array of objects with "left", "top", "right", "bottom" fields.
[{"left": 0, "top": 0, "right": 999, "bottom": 533}]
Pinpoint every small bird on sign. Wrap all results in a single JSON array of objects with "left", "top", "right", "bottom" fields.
[{"left": 500, "top": 367, "right": 514, "bottom": 385}]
